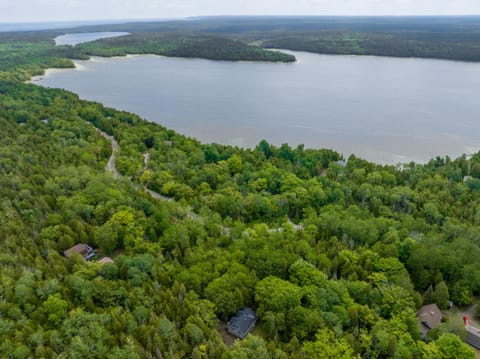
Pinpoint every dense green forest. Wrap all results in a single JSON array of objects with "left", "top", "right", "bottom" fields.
[
  {"left": 2, "top": 20, "right": 480, "bottom": 358},
  {"left": 0, "top": 33, "right": 79, "bottom": 81},
  {"left": 0, "top": 31, "right": 294, "bottom": 83},
  {"left": 260, "top": 31, "right": 480, "bottom": 61},
  {"left": 76, "top": 33, "right": 295, "bottom": 62},
  {"left": 59, "top": 16, "right": 480, "bottom": 62}
]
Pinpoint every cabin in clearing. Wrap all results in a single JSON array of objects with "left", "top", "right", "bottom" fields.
[
  {"left": 63, "top": 244, "right": 95, "bottom": 260},
  {"left": 418, "top": 303, "right": 443, "bottom": 339},
  {"left": 227, "top": 308, "right": 257, "bottom": 339}
]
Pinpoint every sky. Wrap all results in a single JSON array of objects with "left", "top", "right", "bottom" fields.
[{"left": 3, "top": 0, "right": 480, "bottom": 23}]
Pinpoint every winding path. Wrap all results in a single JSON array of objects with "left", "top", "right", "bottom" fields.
[
  {"left": 97, "top": 129, "right": 120, "bottom": 178},
  {"left": 141, "top": 151, "right": 173, "bottom": 202},
  {"left": 96, "top": 129, "right": 185, "bottom": 205},
  {"left": 96, "top": 127, "right": 303, "bottom": 231}
]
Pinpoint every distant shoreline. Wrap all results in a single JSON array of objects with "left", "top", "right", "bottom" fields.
[
  {"left": 54, "top": 32, "right": 130, "bottom": 46},
  {"left": 29, "top": 49, "right": 480, "bottom": 165}
]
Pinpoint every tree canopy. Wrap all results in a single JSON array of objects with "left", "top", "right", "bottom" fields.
[{"left": 0, "top": 25, "right": 478, "bottom": 358}]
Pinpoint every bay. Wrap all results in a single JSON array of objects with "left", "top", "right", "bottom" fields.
[
  {"left": 34, "top": 51, "right": 480, "bottom": 164},
  {"left": 54, "top": 32, "right": 130, "bottom": 46}
]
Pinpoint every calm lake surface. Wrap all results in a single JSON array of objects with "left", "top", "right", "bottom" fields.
[
  {"left": 54, "top": 32, "right": 129, "bottom": 46},
  {"left": 34, "top": 51, "right": 480, "bottom": 164}
]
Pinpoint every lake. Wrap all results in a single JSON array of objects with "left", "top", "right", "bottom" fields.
[
  {"left": 34, "top": 50, "right": 480, "bottom": 164},
  {"left": 54, "top": 32, "right": 130, "bottom": 46}
]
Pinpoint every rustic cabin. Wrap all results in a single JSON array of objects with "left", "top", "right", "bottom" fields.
[
  {"left": 227, "top": 308, "right": 257, "bottom": 339},
  {"left": 418, "top": 303, "right": 443, "bottom": 339},
  {"left": 63, "top": 244, "right": 95, "bottom": 260}
]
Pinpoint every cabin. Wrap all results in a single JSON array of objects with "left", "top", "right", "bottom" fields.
[
  {"left": 227, "top": 308, "right": 257, "bottom": 339},
  {"left": 418, "top": 303, "right": 443, "bottom": 339},
  {"left": 464, "top": 316, "right": 480, "bottom": 349},
  {"left": 63, "top": 244, "right": 95, "bottom": 260},
  {"left": 98, "top": 257, "right": 114, "bottom": 264}
]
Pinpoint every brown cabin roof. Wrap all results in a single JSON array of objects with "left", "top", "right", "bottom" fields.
[
  {"left": 64, "top": 244, "right": 89, "bottom": 258},
  {"left": 418, "top": 303, "right": 443, "bottom": 337},
  {"left": 63, "top": 244, "right": 95, "bottom": 261}
]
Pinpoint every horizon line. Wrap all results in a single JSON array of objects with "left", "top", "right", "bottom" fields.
[{"left": 3, "top": 14, "right": 480, "bottom": 24}]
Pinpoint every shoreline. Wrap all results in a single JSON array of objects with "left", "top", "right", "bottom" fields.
[
  {"left": 273, "top": 48, "right": 480, "bottom": 65},
  {"left": 54, "top": 32, "right": 131, "bottom": 47},
  {"left": 30, "top": 46, "right": 480, "bottom": 85},
  {"left": 28, "top": 51, "right": 479, "bottom": 167},
  {"left": 28, "top": 54, "right": 145, "bottom": 82}
]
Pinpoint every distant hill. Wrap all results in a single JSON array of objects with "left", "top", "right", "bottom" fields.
[{"left": 52, "top": 16, "right": 480, "bottom": 62}]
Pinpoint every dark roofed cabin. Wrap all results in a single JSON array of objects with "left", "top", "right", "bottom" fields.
[
  {"left": 418, "top": 303, "right": 443, "bottom": 339},
  {"left": 227, "top": 308, "right": 257, "bottom": 339},
  {"left": 63, "top": 244, "right": 95, "bottom": 260}
]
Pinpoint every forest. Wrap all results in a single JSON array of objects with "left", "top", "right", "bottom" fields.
[
  {"left": 1, "top": 19, "right": 480, "bottom": 358},
  {"left": 55, "top": 16, "right": 480, "bottom": 62},
  {"left": 75, "top": 33, "right": 295, "bottom": 62},
  {"left": 0, "top": 31, "right": 294, "bottom": 84}
]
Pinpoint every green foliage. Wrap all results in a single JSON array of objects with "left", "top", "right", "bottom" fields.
[
  {"left": 302, "top": 329, "right": 357, "bottom": 358},
  {"left": 223, "top": 335, "right": 271, "bottom": 359},
  {"left": 52, "top": 16, "right": 480, "bottom": 62},
  {"left": 427, "top": 333, "right": 475, "bottom": 359},
  {"left": 2, "top": 23, "right": 480, "bottom": 358},
  {"left": 0, "top": 34, "right": 76, "bottom": 81},
  {"left": 204, "top": 264, "right": 256, "bottom": 318},
  {"left": 452, "top": 282, "right": 473, "bottom": 307},
  {"left": 77, "top": 33, "right": 296, "bottom": 62},
  {"left": 433, "top": 281, "right": 450, "bottom": 310},
  {"left": 289, "top": 259, "right": 328, "bottom": 287},
  {"left": 255, "top": 276, "right": 302, "bottom": 315},
  {"left": 261, "top": 29, "right": 480, "bottom": 62},
  {"left": 43, "top": 294, "right": 68, "bottom": 326}
]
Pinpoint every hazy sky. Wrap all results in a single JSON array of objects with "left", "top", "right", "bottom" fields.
[{"left": 3, "top": 0, "right": 480, "bottom": 22}]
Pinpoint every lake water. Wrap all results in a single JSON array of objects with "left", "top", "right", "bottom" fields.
[
  {"left": 34, "top": 51, "right": 480, "bottom": 164},
  {"left": 54, "top": 32, "right": 130, "bottom": 46}
]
